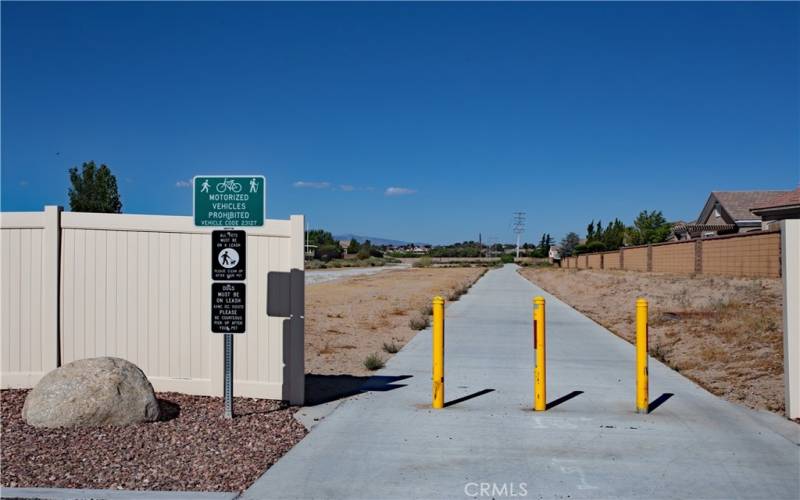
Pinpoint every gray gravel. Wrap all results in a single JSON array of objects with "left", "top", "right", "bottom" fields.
[
  {"left": 1, "top": 390, "right": 306, "bottom": 492},
  {"left": 305, "top": 263, "right": 409, "bottom": 285}
]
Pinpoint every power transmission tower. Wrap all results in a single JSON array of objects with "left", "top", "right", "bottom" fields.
[{"left": 512, "top": 212, "right": 526, "bottom": 259}]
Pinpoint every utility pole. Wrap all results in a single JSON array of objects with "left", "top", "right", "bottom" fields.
[
  {"left": 512, "top": 212, "right": 526, "bottom": 259},
  {"left": 486, "top": 235, "right": 499, "bottom": 258}
]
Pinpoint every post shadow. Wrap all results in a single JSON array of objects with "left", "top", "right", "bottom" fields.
[
  {"left": 546, "top": 390, "right": 583, "bottom": 410},
  {"left": 648, "top": 393, "right": 674, "bottom": 413},
  {"left": 444, "top": 388, "right": 495, "bottom": 407},
  {"left": 305, "top": 374, "right": 411, "bottom": 406}
]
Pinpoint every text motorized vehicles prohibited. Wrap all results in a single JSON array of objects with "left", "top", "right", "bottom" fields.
[{"left": 194, "top": 175, "right": 265, "bottom": 227}]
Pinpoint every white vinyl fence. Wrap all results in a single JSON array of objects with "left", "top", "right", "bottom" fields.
[
  {"left": 1, "top": 207, "right": 305, "bottom": 404},
  {"left": 783, "top": 219, "right": 800, "bottom": 419}
]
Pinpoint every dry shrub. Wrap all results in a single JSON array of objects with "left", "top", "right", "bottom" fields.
[
  {"left": 413, "top": 256, "right": 433, "bottom": 268},
  {"left": 382, "top": 341, "right": 401, "bottom": 354},
  {"left": 363, "top": 353, "right": 385, "bottom": 371},
  {"left": 409, "top": 313, "right": 430, "bottom": 330}
]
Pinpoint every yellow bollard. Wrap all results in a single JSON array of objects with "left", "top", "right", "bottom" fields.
[
  {"left": 636, "top": 298, "right": 649, "bottom": 413},
  {"left": 432, "top": 296, "right": 445, "bottom": 409},
  {"left": 534, "top": 296, "right": 546, "bottom": 411}
]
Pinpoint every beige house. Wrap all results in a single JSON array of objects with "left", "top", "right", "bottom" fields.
[{"left": 672, "top": 190, "right": 791, "bottom": 240}]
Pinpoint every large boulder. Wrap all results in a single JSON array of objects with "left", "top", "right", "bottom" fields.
[{"left": 22, "top": 357, "right": 160, "bottom": 428}]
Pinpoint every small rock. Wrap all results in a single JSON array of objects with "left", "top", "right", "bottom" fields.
[
  {"left": 22, "top": 357, "right": 160, "bottom": 428},
  {"left": 660, "top": 312, "right": 681, "bottom": 322}
]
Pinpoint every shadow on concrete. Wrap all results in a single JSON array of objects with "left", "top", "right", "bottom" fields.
[
  {"left": 444, "top": 388, "right": 495, "bottom": 408},
  {"left": 648, "top": 393, "right": 674, "bottom": 413},
  {"left": 546, "top": 390, "right": 584, "bottom": 410},
  {"left": 305, "top": 374, "right": 411, "bottom": 406},
  {"left": 157, "top": 398, "right": 181, "bottom": 421}
]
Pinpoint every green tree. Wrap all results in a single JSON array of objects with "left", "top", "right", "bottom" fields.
[
  {"left": 306, "top": 229, "right": 336, "bottom": 247},
  {"left": 68, "top": 161, "right": 122, "bottom": 213},
  {"left": 348, "top": 238, "right": 361, "bottom": 254},
  {"left": 593, "top": 221, "right": 604, "bottom": 242},
  {"left": 316, "top": 244, "right": 342, "bottom": 261},
  {"left": 586, "top": 241, "right": 607, "bottom": 253},
  {"left": 559, "top": 232, "right": 580, "bottom": 256},
  {"left": 601, "top": 218, "right": 626, "bottom": 250},
  {"left": 573, "top": 243, "right": 588, "bottom": 255},
  {"left": 536, "top": 233, "right": 553, "bottom": 255},
  {"left": 626, "top": 210, "right": 671, "bottom": 246},
  {"left": 357, "top": 239, "right": 372, "bottom": 260}
]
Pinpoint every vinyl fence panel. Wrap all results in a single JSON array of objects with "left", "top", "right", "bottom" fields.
[{"left": 1, "top": 208, "right": 305, "bottom": 404}]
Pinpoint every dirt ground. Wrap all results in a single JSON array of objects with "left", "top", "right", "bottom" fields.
[
  {"left": 519, "top": 267, "right": 785, "bottom": 414},
  {"left": 0, "top": 390, "right": 306, "bottom": 492},
  {"left": 306, "top": 267, "right": 486, "bottom": 376}
]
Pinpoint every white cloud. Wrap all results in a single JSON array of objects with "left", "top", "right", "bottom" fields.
[
  {"left": 385, "top": 186, "right": 417, "bottom": 196},
  {"left": 339, "top": 184, "right": 355, "bottom": 192},
  {"left": 293, "top": 181, "right": 331, "bottom": 189},
  {"left": 175, "top": 180, "right": 192, "bottom": 188}
]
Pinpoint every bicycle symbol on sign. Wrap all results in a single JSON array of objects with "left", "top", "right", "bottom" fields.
[{"left": 216, "top": 178, "right": 243, "bottom": 193}]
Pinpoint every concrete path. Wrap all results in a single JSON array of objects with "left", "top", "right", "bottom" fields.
[{"left": 243, "top": 265, "right": 800, "bottom": 500}]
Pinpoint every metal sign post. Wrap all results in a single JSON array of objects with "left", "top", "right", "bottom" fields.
[
  {"left": 211, "top": 257, "right": 246, "bottom": 420},
  {"left": 195, "top": 176, "right": 264, "bottom": 420},
  {"left": 224, "top": 334, "right": 234, "bottom": 419}
]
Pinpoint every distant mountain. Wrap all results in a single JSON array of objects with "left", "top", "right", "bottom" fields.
[{"left": 333, "top": 233, "right": 424, "bottom": 247}]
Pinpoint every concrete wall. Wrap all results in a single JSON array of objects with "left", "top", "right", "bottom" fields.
[
  {"left": 702, "top": 232, "right": 781, "bottom": 278},
  {"left": 603, "top": 251, "right": 621, "bottom": 269},
  {"left": 1, "top": 207, "right": 306, "bottom": 404},
  {"left": 560, "top": 231, "right": 780, "bottom": 279},
  {"left": 652, "top": 241, "right": 696, "bottom": 274},
  {"left": 623, "top": 247, "right": 648, "bottom": 272}
]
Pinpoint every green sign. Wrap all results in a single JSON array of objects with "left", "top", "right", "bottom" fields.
[{"left": 194, "top": 176, "right": 265, "bottom": 227}]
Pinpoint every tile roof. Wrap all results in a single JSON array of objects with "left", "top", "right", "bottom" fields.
[
  {"left": 713, "top": 191, "right": 790, "bottom": 221},
  {"left": 751, "top": 188, "right": 800, "bottom": 211},
  {"left": 671, "top": 222, "right": 738, "bottom": 239}
]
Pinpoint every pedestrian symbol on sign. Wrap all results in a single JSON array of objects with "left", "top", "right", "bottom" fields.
[
  {"left": 211, "top": 230, "right": 246, "bottom": 281},
  {"left": 218, "top": 248, "right": 239, "bottom": 269}
]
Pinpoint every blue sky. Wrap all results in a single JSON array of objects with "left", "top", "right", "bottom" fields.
[{"left": 2, "top": 2, "right": 798, "bottom": 244}]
